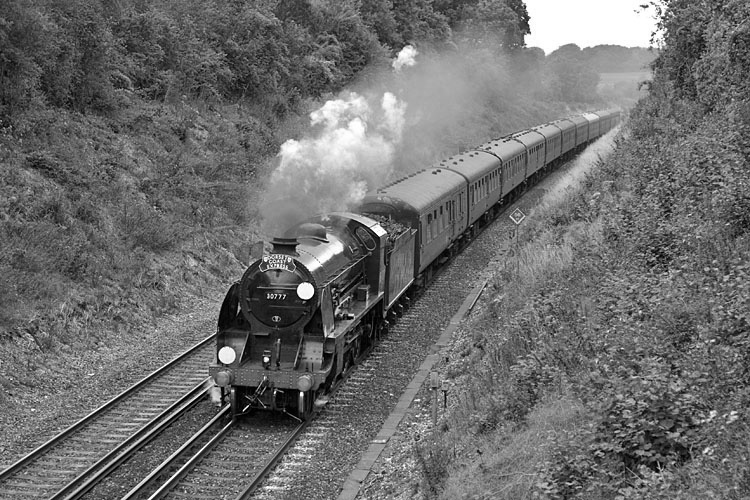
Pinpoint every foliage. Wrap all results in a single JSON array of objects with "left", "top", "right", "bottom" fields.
[
  {"left": 544, "top": 44, "right": 601, "bottom": 103},
  {"left": 581, "top": 45, "right": 657, "bottom": 73},
  {"left": 0, "top": 0, "right": 46, "bottom": 116},
  {"left": 649, "top": 0, "right": 750, "bottom": 110},
  {"left": 391, "top": 0, "right": 451, "bottom": 47},
  {"left": 2, "top": 0, "right": 392, "bottom": 118},
  {"left": 436, "top": 0, "right": 530, "bottom": 50},
  {"left": 360, "top": 0, "right": 401, "bottom": 48},
  {"left": 111, "top": 8, "right": 179, "bottom": 99},
  {"left": 0, "top": 0, "right": 119, "bottom": 116}
]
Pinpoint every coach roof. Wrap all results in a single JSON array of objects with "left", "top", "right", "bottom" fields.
[
  {"left": 367, "top": 167, "right": 466, "bottom": 213},
  {"left": 434, "top": 149, "right": 500, "bottom": 183}
]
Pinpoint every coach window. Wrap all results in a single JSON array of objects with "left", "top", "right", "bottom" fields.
[{"left": 427, "top": 213, "right": 433, "bottom": 241}]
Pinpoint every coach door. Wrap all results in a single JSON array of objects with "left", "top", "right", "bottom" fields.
[{"left": 448, "top": 197, "right": 457, "bottom": 240}]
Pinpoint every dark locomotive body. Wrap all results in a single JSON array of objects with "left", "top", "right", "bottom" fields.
[
  {"left": 211, "top": 109, "right": 621, "bottom": 419},
  {"left": 209, "top": 213, "right": 417, "bottom": 417}
]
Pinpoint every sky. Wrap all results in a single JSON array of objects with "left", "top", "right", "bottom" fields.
[{"left": 524, "top": 0, "right": 659, "bottom": 55}]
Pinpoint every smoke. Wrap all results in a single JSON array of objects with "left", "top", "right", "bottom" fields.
[
  {"left": 392, "top": 45, "right": 419, "bottom": 71},
  {"left": 260, "top": 91, "right": 408, "bottom": 235},
  {"left": 259, "top": 41, "right": 554, "bottom": 236},
  {"left": 391, "top": 47, "right": 514, "bottom": 174}
]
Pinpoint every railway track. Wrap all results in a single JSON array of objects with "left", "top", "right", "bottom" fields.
[
  {"left": 250, "top": 233, "right": 501, "bottom": 499},
  {"left": 0, "top": 336, "right": 215, "bottom": 500},
  {"left": 128, "top": 412, "right": 303, "bottom": 499},
  {"left": 128, "top": 351, "right": 371, "bottom": 498}
]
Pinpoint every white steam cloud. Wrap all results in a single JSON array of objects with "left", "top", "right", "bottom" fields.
[
  {"left": 392, "top": 45, "right": 419, "bottom": 72},
  {"left": 260, "top": 92, "right": 407, "bottom": 234}
]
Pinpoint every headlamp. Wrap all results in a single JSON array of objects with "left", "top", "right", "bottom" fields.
[
  {"left": 297, "top": 282, "right": 314, "bottom": 300},
  {"left": 218, "top": 346, "right": 237, "bottom": 365}
]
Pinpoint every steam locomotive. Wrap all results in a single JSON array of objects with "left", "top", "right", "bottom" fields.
[{"left": 209, "top": 109, "right": 621, "bottom": 419}]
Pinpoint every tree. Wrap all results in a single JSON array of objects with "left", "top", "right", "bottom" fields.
[
  {"left": 112, "top": 8, "right": 181, "bottom": 99},
  {"left": 545, "top": 44, "right": 600, "bottom": 102},
  {"left": 649, "top": 0, "right": 711, "bottom": 101},
  {"left": 360, "top": 0, "right": 402, "bottom": 48},
  {"left": 435, "top": 0, "right": 529, "bottom": 50},
  {"left": 392, "top": 0, "right": 451, "bottom": 46},
  {"left": 0, "top": 1, "right": 47, "bottom": 116},
  {"left": 44, "top": 0, "right": 118, "bottom": 112}
]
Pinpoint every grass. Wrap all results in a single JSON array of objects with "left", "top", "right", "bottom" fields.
[{"left": 439, "top": 397, "right": 589, "bottom": 500}]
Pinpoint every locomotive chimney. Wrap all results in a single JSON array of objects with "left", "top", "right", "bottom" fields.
[{"left": 270, "top": 237, "right": 299, "bottom": 256}]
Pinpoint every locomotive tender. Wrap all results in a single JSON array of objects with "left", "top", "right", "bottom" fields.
[{"left": 209, "top": 108, "right": 621, "bottom": 419}]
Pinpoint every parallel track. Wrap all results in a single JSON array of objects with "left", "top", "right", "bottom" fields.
[
  {"left": 141, "top": 414, "right": 303, "bottom": 499},
  {"left": 0, "top": 336, "right": 215, "bottom": 500},
  {"left": 136, "top": 360, "right": 368, "bottom": 498}
]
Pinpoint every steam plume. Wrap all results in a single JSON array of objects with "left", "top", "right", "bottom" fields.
[
  {"left": 393, "top": 45, "right": 419, "bottom": 71},
  {"left": 260, "top": 92, "right": 407, "bottom": 234}
]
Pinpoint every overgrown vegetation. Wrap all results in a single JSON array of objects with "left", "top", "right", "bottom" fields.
[{"left": 417, "top": 0, "right": 750, "bottom": 498}]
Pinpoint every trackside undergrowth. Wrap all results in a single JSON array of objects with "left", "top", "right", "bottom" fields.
[{"left": 416, "top": 90, "right": 750, "bottom": 498}]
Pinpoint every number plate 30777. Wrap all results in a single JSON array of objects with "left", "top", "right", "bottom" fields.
[{"left": 266, "top": 293, "right": 288, "bottom": 300}]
